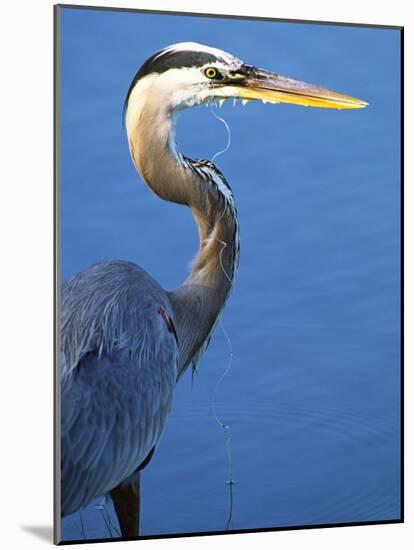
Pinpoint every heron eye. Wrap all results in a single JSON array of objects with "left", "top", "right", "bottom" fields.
[{"left": 204, "top": 67, "right": 221, "bottom": 79}]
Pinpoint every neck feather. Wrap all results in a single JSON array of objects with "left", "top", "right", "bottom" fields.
[{"left": 126, "top": 91, "right": 239, "bottom": 376}]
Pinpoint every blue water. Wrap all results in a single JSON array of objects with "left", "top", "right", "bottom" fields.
[{"left": 59, "top": 7, "right": 401, "bottom": 541}]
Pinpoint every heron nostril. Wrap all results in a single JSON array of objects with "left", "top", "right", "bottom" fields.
[{"left": 227, "top": 70, "right": 244, "bottom": 80}]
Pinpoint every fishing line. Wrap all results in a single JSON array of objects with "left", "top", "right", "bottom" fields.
[
  {"left": 95, "top": 497, "right": 121, "bottom": 538},
  {"left": 216, "top": 239, "right": 232, "bottom": 284},
  {"left": 103, "top": 503, "right": 121, "bottom": 537},
  {"left": 211, "top": 319, "right": 235, "bottom": 530},
  {"left": 78, "top": 510, "right": 86, "bottom": 539},
  {"left": 210, "top": 107, "right": 232, "bottom": 164},
  {"left": 97, "top": 506, "right": 114, "bottom": 538},
  {"left": 207, "top": 101, "right": 235, "bottom": 529}
]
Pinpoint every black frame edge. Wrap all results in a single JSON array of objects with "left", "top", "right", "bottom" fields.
[
  {"left": 55, "top": 3, "right": 403, "bottom": 30},
  {"left": 400, "top": 26, "right": 404, "bottom": 524},
  {"left": 54, "top": 3, "right": 62, "bottom": 546}
]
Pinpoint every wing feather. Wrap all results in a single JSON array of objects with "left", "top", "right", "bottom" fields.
[{"left": 60, "top": 261, "right": 178, "bottom": 516}]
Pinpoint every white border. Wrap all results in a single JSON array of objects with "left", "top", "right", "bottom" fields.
[{"left": 0, "top": 1, "right": 409, "bottom": 549}]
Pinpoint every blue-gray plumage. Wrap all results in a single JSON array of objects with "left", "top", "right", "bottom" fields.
[
  {"left": 61, "top": 261, "right": 177, "bottom": 516},
  {"left": 60, "top": 41, "right": 366, "bottom": 538}
]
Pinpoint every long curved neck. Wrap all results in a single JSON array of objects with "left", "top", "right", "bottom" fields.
[{"left": 126, "top": 96, "right": 239, "bottom": 377}]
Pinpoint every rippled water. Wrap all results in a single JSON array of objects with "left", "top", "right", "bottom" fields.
[{"left": 59, "top": 7, "right": 401, "bottom": 541}]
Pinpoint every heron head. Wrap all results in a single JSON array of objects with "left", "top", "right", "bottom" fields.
[{"left": 124, "top": 41, "right": 367, "bottom": 124}]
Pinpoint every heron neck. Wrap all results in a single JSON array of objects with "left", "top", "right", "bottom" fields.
[{"left": 127, "top": 102, "right": 239, "bottom": 376}]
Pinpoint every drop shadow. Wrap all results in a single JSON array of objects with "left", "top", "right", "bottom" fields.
[{"left": 21, "top": 525, "right": 53, "bottom": 543}]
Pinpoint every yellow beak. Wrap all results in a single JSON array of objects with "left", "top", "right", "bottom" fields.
[{"left": 231, "top": 66, "right": 368, "bottom": 110}]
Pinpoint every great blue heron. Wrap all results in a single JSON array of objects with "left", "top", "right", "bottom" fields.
[{"left": 60, "top": 41, "right": 366, "bottom": 538}]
